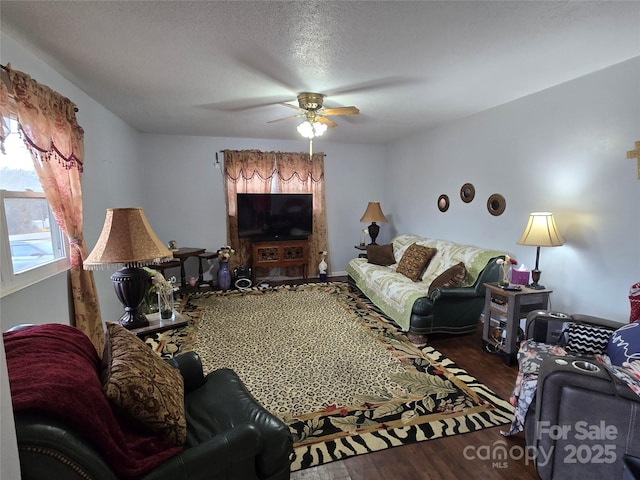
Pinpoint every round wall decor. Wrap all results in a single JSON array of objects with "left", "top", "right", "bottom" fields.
[
  {"left": 487, "top": 193, "right": 506, "bottom": 216},
  {"left": 460, "top": 183, "right": 475, "bottom": 203},
  {"left": 437, "top": 194, "right": 450, "bottom": 212}
]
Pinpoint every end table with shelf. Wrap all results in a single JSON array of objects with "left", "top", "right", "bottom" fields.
[{"left": 482, "top": 282, "right": 553, "bottom": 365}]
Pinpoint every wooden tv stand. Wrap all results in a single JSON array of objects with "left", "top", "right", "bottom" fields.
[{"left": 251, "top": 238, "right": 309, "bottom": 284}]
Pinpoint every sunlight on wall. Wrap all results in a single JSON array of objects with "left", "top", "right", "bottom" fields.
[{"left": 548, "top": 156, "right": 594, "bottom": 198}]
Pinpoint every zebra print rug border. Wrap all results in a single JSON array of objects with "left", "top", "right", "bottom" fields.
[{"left": 142, "top": 282, "right": 514, "bottom": 471}]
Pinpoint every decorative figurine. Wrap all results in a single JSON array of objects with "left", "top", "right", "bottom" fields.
[{"left": 319, "top": 251, "right": 328, "bottom": 281}]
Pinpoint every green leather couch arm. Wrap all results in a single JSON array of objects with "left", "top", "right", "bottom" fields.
[{"left": 429, "top": 286, "right": 480, "bottom": 301}]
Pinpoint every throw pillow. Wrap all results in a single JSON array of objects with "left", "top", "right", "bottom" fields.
[
  {"left": 101, "top": 323, "right": 187, "bottom": 447},
  {"left": 564, "top": 322, "right": 612, "bottom": 356},
  {"left": 395, "top": 243, "right": 437, "bottom": 282},
  {"left": 607, "top": 321, "right": 640, "bottom": 366},
  {"left": 427, "top": 262, "right": 467, "bottom": 296},
  {"left": 367, "top": 244, "right": 395, "bottom": 266}
]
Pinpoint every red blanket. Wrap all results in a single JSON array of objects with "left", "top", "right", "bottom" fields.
[{"left": 3, "top": 324, "right": 182, "bottom": 479}]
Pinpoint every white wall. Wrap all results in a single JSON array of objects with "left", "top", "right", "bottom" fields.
[
  {"left": 137, "top": 135, "right": 388, "bottom": 277},
  {"left": 387, "top": 57, "right": 640, "bottom": 322}
]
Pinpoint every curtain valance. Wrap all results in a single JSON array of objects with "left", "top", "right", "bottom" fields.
[
  {"left": 223, "top": 150, "right": 324, "bottom": 184},
  {"left": 0, "top": 64, "right": 84, "bottom": 171}
]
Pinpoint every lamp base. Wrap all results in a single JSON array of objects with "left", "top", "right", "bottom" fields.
[
  {"left": 368, "top": 222, "right": 380, "bottom": 245},
  {"left": 119, "top": 311, "right": 150, "bottom": 330},
  {"left": 111, "top": 267, "right": 150, "bottom": 330},
  {"left": 527, "top": 269, "right": 545, "bottom": 290}
]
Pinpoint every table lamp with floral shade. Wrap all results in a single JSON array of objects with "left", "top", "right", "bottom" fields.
[{"left": 84, "top": 207, "right": 173, "bottom": 329}]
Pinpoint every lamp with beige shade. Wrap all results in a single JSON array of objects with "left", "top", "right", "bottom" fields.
[
  {"left": 517, "top": 212, "right": 565, "bottom": 290},
  {"left": 360, "top": 202, "right": 388, "bottom": 245},
  {"left": 84, "top": 208, "right": 173, "bottom": 329}
]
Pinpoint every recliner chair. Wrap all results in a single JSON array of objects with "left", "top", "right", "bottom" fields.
[{"left": 521, "top": 311, "right": 640, "bottom": 480}]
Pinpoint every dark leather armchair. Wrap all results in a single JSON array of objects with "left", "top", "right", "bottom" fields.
[
  {"left": 522, "top": 312, "right": 640, "bottom": 480},
  {"left": 6, "top": 325, "right": 292, "bottom": 480},
  {"left": 407, "top": 256, "right": 503, "bottom": 337}
]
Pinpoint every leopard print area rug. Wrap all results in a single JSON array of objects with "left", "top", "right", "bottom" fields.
[{"left": 142, "top": 282, "right": 513, "bottom": 471}]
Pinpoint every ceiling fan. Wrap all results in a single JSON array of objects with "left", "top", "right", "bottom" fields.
[{"left": 267, "top": 92, "right": 360, "bottom": 138}]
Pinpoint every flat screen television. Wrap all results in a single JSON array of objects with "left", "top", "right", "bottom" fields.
[{"left": 236, "top": 193, "right": 313, "bottom": 240}]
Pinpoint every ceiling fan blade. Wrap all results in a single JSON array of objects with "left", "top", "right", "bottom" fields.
[
  {"left": 317, "top": 116, "right": 338, "bottom": 128},
  {"left": 200, "top": 96, "right": 293, "bottom": 112},
  {"left": 325, "top": 77, "right": 423, "bottom": 97},
  {"left": 278, "top": 102, "right": 306, "bottom": 112},
  {"left": 267, "top": 113, "right": 304, "bottom": 124},
  {"left": 320, "top": 106, "right": 360, "bottom": 116},
  {"left": 232, "top": 48, "right": 305, "bottom": 92}
]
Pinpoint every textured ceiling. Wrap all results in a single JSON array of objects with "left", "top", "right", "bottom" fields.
[{"left": 1, "top": 1, "right": 639, "bottom": 144}]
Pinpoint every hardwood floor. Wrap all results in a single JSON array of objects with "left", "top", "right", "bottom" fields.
[{"left": 289, "top": 279, "right": 539, "bottom": 479}]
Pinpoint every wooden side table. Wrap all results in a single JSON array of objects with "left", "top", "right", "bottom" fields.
[
  {"left": 354, "top": 245, "right": 367, "bottom": 258},
  {"left": 172, "top": 247, "right": 206, "bottom": 290},
  {"left": 197, "top": 251, "right": 218, "bottom": 289},
  {"left": 148, "top": 248, "right": 207, "bottom": 290},
  {"left": 482, "top": 283, "right": 553, "bottom": 365}
]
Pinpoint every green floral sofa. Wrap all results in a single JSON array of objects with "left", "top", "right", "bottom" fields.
[{"left": 346, "top": 234, "right": 506, "bottom": 343}]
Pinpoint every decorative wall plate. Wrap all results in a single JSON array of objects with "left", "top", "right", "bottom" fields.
[
  {"left": 460, "top": 183, "right": 475, "bottom": 203},
  {"left": 487, "top": 193, "right": 506, "bottom": 216},
  {"left": 437, "top": 194, "right": 450, "bottom": 212}
]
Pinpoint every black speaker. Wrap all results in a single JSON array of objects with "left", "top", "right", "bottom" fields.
[{"left": 233, "top": 267, "right": 252, "bottom": 289}]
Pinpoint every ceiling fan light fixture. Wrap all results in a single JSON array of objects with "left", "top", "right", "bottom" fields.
[
  {"left": 313, "top": 121, "right": 327, "bottom": 136},
  {"left": 297, "top": 120, "right": 327, "bottom": 139}
]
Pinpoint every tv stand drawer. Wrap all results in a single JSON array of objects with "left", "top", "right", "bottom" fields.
[{"left": 251, "top": 239, "right": 308, "bottom": 282}]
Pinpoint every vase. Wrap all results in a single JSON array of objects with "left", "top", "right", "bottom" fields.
[
  {"left": 218, "top": 260, "right": 232, "bottom": 291},
  {"left": 143, "top": 278, "right": 159, "bottom": 314},
  {"left": 158, "top": 287, "right": 174, "bottom": 321},
  {"left": 499, "top": 264, "right": 512, "bottom": 287}
]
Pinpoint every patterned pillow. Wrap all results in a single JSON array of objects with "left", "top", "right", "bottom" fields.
[
  {"left": 101, "top": 323, "right": 186, "bottom": 446},
  {"left": 396, "top": 243, "right": 437, "bottom": 282},
  {"left": 607, "top": 321, "right": 640, "bottom": 366},
  {"left": 428, "top": 262, "right": 467, "bottom": 296},
  {"left": 367, "top": 244, "right": 395, "bottom": 266},
  {"left": 565, "top": 323, "right": 612, "bottom": 356}
]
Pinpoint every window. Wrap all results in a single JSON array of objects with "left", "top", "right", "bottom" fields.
[{"left": 0, "top": 117, "right": 69, "bottom": 296}]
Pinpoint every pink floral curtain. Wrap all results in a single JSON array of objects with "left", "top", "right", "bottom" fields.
[
  {"left": 275, "top": 152, "right": 329, "bottom": 275},
  {"left": 224, "top": 150, "right": 275, "bottom": 268},
  {"left": 0, "top": 64, "right": 103, "bottom": 354},
  {"left": 223, "top": 150, "right": 329, "bottom": 277}
]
